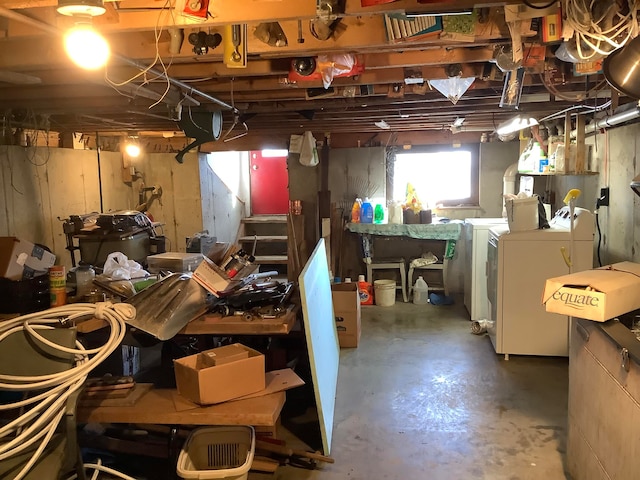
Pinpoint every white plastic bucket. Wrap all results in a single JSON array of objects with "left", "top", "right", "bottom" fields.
[
  {"left": 505, "top": 195, "right": 539, "bottom": 232},
  {"left": 374, "top": 279, "right": 396, "bottom": 307}
]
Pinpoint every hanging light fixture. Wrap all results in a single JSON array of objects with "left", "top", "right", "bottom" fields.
[
  {"left": 57, "top": 0, "right": 109, "bottom": 70},
  {"left": 124, "top": 136, "right": 141, "bottom": 157},
  {"left": 496, "top": 114, "right": 539, "bottom": 136},
  {"left": 57, "top": 0, "right": 105, "bottom": 16}
]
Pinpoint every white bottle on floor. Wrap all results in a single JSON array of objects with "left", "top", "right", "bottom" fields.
[{"left": 413, "top": 276, "right": 429, "bottom": 305}]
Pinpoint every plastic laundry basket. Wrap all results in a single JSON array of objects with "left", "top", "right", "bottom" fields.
[{"left": 177, "top": 426, "right": 255, "bottom": 480}]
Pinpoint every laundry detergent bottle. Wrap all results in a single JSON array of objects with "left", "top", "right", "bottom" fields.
[
  {"left": 351, "top": 198, "right": 362, "bottom": 223},
  {"left": 357, "top": 274, "right": 374, "bottom": 305},
  {"left": 361, "top": 197, "right": 374, "bottom": 224}
]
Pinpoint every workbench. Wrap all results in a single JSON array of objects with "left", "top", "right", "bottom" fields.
[
  {"left": 347, "top": 221, "right": 462, "bottom": 294},
  {"left": 77, "top": 388, "right": 285, "bottom": 431}
]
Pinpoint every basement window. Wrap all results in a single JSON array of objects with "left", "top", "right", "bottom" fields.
[{"left": 391, "top": 145, "right": 479, "bottom": 207}]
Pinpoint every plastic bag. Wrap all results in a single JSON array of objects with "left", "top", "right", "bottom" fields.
[
  {"left": 404, "top": 183, "right": 423, "bottom": 213},
  {"left": 299, "top": 131, "right": 319, "bottom": 167},
  {"left": 103, "top": 252, "right": 149, "bottom": 280},
  {"left": 317, "top": 53, "right": 355, "bottom": 89}
]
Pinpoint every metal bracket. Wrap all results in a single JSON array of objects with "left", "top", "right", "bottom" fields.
[
  {"left": 576, "top": 322, "right": 590, "bottom": 342},
  {"left": 621, "top": 347, "right": 630, "bottom": 372}
]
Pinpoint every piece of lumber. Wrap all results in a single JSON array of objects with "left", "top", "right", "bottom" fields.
[
  {"left": 251, "top": 456, "right": 280, "bottom": 473},
  {"left": 256, "top": 439, "right": 293, "bottom": 457}
]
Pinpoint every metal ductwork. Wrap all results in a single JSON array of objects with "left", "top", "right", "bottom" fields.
[{"left": 570, "top": 102, "right": 640, "bottom": 138}]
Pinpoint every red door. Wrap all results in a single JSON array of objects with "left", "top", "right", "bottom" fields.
[{"left": 250, "top": 150, "right": 289, "bottom": 215}]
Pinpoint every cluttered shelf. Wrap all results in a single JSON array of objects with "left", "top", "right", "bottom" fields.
[
  {"left": 346, "top": 221, "right": 462, "bottom": 240},
  {"left": 180, "top": 303, "right": 299, "bottom": 335}
]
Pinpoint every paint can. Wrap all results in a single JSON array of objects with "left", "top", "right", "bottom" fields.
[{"left": 49, "top": 265, "right": 66, "bottom": 307}]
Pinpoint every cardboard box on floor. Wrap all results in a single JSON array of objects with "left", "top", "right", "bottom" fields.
[
  {"left": 543, "top": 262, "right": 640, "bottom": 322},
  {"left": 0, "top": 237, "right": 56, "bottom": 280},
  {"left": 174, "top": 343, "right": 265, "bottom": 405},
  {"left": 332, "top": 283, "right": 361, "bottom": 348}
]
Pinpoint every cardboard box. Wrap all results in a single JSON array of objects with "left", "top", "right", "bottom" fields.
[
  {"left": 543, "top": 262, "right": 640, "bottom": 322},
  {"left": 174, "top": 343, "right": 265, "bottom": 405},
  {"left": 0, "top": 237, "right": 56, "bottom": 280},
  {"left": 192, "top": 256, "right": 257, "bottom": 297},
  {"left": 196, "top": 343, "right": 249, "bottom": 369},
  {"left": 332, "top": 283, "right": 361, "bottom": 348}
]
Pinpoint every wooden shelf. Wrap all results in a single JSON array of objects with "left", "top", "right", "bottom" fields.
[
  {"left": 242, "top": 216, "right": 287, "bottom": 224},
  {"left": 239, "top": 235, "right": 288, "bottom": 242},
  {"left": 255, "top": 255, "right": 288, "bottom": 264}
]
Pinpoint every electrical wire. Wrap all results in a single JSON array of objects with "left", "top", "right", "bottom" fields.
[
  {"left": 595, "top": 209, "right": 603, "bottom": 266},
  {"left": 0, "top": 302, "right": 135, "bottom": 480},
  {"left": 104, "top": 0, "right": 176, "bottom": 109},
  {"left": 562, "top": 0, "right": 639, "bottom": 60}
]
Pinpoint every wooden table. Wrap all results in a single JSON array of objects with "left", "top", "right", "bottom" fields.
[
  {"left": 179, "top": 304, "right": 299, "bottom": 335},
  {"left": 78, "top": 388, "right": 286, "bottom": 428}
]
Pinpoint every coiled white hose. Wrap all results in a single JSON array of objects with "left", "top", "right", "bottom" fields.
[{"left": 0, "top": 302, "right": 135, "bottom": 480}]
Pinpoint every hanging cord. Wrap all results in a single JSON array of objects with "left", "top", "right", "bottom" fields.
[
  {"left": 0, "top": 302, "right": 135, "bottom": 480},
  {"left": 562, "top": 0, "right": 639, "bottom": 60}
]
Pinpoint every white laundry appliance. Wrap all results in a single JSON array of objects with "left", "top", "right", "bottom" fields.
[
  {"left": 486, "top": 206, "right": 595, "bottom": 359},
  {"left": 463, "top": 218, "right": 508, "bottom": 321}
]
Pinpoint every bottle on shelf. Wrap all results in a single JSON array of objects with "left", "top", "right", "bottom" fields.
[
  {"left": 374, "top": 204, "right": 384, "bottom": 224},
  {"left": 360, "top": 197, "right": 374, "bottom": 224},
  {"left": 357, "top": 274, "right": 374, "bottom": 305},
  {"left": 412, "top": 276, "right": 429, "bottom": 305},
  {"left": 76, "top": 264, "right": 96, "bottom": 299},
  {"left": 351, "top": 198, "right": 362, "bottom": 223}
]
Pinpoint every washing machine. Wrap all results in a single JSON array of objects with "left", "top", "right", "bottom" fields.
[
  {"left": 486, "top": 206, "right": 595, "bottom": 359},
  {"left": 463, "top": 218, "right": 508, "bottom": 321}
]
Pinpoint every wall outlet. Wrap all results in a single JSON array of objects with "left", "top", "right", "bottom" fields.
[{"left": 598, "top": 187, "right": 610, "bottom": 207}]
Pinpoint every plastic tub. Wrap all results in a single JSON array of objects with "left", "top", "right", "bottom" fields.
[
  {"left": 177, "top": 426, "right": 255, "bottom": 480},
  {"left": 374, "top": 279, "right": 396, "bottom": 307},
  {"left": 505, "top": 195, "right": 539, "bottom": 232}
]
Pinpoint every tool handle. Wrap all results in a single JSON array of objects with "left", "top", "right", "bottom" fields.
[
  {"left": 291, "top": 449, "right": 335, "bottom": 464},
  {"left": 256, "top": 439, "right": 293, "bottom": 457}
]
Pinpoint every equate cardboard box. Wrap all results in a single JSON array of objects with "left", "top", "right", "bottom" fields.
[
  {"left": 0, "top": 237, "right": 56, "bottom": 280},
  {"left": 543, "top": 262, "right": 640, "bottom": 322},
  {"left": 332, "top": 283, "right": 361, "bottom": 348},
  {"left": 174, "top": 343, "right": 265, "bottom": 405}
]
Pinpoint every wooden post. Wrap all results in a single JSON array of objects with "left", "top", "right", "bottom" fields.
[
  {"left": 575, "top": 114, "right": 586, "bottom": 174},
  {"left": 564, "top": 112, "right": 571, "bottom": 174}
]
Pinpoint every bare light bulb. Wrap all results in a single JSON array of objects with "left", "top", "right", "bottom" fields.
[
  {"left": 125, "top": 143, "right": 141, "bottom": 157},
  {"left": 64, "top": 24, "right": 110, "bottom": 70}
]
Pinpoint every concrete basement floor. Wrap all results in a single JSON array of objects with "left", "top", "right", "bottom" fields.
[{"left": 268, "top": 298, "right": 570, "bottom": 480}]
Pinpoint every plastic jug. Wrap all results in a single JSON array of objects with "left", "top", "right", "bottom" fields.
[
  {"left": 360, "top": 198, "right": 374, "bottom": 224},
  {"left": 388, "top": 201, "right": 403, "bottom": 224},
  {"left": 76, "top": 264, "right": 96, "bottom": 298},
  {"left": 351, "top": 198, "right": 362, "bottom": 223},
  {"left": 357, "top": 274, "right": 374, "bottom": 305},
  {"left": 412, "top": 276, "right": 429, "bottom": 305}
]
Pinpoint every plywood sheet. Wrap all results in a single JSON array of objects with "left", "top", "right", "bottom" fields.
[
  {"left": 298, "top": 238, "right": 339, "bottom": 455},
  {"left": 77, "top": 388, "right": 285, "bottom": 426}
]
